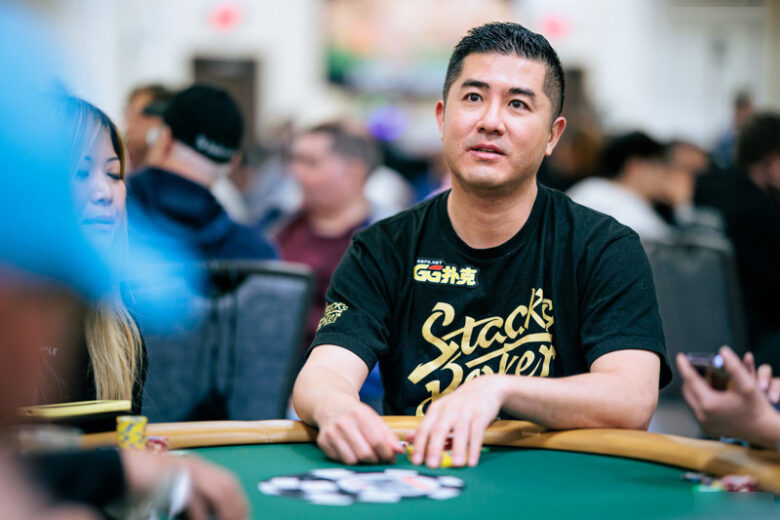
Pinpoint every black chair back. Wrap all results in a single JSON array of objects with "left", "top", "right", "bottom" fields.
[{"left": 140, "top": 260, "right": 313, "bottom": 421}]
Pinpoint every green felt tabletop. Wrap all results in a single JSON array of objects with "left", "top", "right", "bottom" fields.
[{"left": 192, "top": 443, "right": 777, "bottom": 519}]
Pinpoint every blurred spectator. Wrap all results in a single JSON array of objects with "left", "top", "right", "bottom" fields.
[
  {"left": 539, "top": 126, "right": 602, "bottom": 192},
  {"left": 276, "top": 122, "right": 381, "bottom": 349},
  {"left": 122, "top": 84, "right": 173, "bottom": 171},
  {"left": 364, "top": 164, "right": 415, "bottom": 219},
  {"left": 712, "top": 91, "right": 754, "bottom": 170},
  {"left": 567, "top": 131, "right": 672, "bottom": 240},
  {"left": 127, "top": 84, "right": 276, "bottom": 261},
  {"left": 695, "top": 114, "right": 780, "bottom": 371},
  {"left": 275, "top": 122, "right": 384, "bottom": 409},
  {"left": 33, "top": 96, "right": 147, "bottom": 413},
  {"left": 655, "top": 140, "right": 721, "bottom": 229},
  {"left": 244, "top": 120, "right": 302, "bottom": 232},
  {"left": 677, "top": 346, "right": 780, "bottom": 449}
]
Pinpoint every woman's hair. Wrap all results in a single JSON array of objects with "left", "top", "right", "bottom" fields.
[{"left": 58, "top": 95, "right": 143, "bottom": 403}]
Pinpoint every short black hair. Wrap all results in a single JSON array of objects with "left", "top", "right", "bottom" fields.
[
  {"left": 736, "top": 113, "right": 780, "bottom": 170},
  {"left": 304, "top": 121, "right": 380, "bottom": 173},
  {"left": 443, "top": 22, "right": 565, "bottom": 118},
  {"left": 600, "top": 131, "right": 666, "bottom": 179}
]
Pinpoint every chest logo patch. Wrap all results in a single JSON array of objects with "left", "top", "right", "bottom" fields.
[
  {"left": 318, "top": 302, "right": 349, "bottom": 330},
  {"left": 412, "top": 259, "right": 479, "bottom": 287}
]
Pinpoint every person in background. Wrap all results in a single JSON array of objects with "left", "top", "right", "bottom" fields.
[
  {"left": 654, "top": 139, "right": 717, "bottom": 229},
  {"left": 34, "top": 96, "right": 147, "bottom": 413},
  {"left": 712, "top": 91, "right": 754, "bottom": 170},
  {"left": 695, "top": 114, "right": 780, "bottom": 372},
  {"left": 128, "top": 84, "right": 276, "bottom": 261},
  {"left": 276, "top": 122, "right": 384, "bottom": 409},
  {"left": 677, "top": 346, "right": 780, "bottom": 449},
  {"left": 567, "top": 131, "right": 673, "bottom": 240},
  {"left": 122, "top": 84, "right": 173, "bottom": 171},
  {"left": 276, "top": 121, "right": 379, "bottom": 349}
]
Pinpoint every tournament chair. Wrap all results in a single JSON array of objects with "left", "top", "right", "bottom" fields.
[
  {"left": 140, "top": 260, "right": 313, "bottom": 422},
  {"left": 643, "top": 233, "right": 747, "bottom": 436}
]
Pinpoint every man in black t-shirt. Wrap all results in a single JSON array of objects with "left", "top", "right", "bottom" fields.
[{"left": 293, "top": 22, "right": 671, "bottom": 469}]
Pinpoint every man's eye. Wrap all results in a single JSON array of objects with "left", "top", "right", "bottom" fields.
[
  {"left": 510, "top": 100, "right": 527, "bottom": 109},
  {"left": 107, "top": 172, "right": 122, "bottom": 181},
  {"left": 465, "top": 93, "right": 481, "bottom": 102}
]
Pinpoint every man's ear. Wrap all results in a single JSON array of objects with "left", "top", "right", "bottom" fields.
[
  {"left": 545, "top": 116, "right": 567, "bottom": 156},
  {"left": 146, "top": 125, "right": 173, "bottom": 165},
  {"left": 435, "top": 100, "right": 445, "bottom": 141}
]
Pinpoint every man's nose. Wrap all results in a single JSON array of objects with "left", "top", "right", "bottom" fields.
[{"left": 478, "top": 100, "right": 505, "bottom": 135}]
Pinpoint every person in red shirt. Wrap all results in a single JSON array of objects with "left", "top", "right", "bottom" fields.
[{"left": 276, "top": 121, "right": 381, "bottom": 349}]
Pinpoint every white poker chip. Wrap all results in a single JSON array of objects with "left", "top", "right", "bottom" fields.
[
  {"left": 358, "top": 490, "right": 402, "bottom": 503},
  {"left": 257, "top": 482, "right": 281, "bottom": 496},
  {"left": 257, "top": 468, "right": 464, "bottom": 505},
  {"left": 310, "top": 468, "right": 355, "bottom": 480},
  {"left": 306, "top": 493, "right": 354, "bottom": 506},
  {"left": 437, "top": 475, "right": 465, "bottom": 488},
  {"left": 383, "top": 469, "right": 418, "bottom": 477},
  {"left": 429, "top": 489, "right": 461, "bottom": 500},
  {"left": 268, "top": 477, "right": 301, "bottom": 490},
  {"left": 300, "top": 480, "right": 339, "bottom": 493}
]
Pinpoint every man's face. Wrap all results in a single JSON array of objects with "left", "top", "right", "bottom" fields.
[
  {"left": 123, "top": 92, "right": 162, "bottom": 170},
  {"left": 289, "top": 133, "right": 360, "bottom": 212},
  {"left": 436, "top": 52, "right": 565, "bottom": 194}
]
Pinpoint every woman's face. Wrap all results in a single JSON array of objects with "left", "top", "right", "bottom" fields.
[{"left": 72, "top": 128, "right": 126, "bottom": 248}]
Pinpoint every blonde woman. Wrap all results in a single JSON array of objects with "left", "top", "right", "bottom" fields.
[{"left": 41, "top": 96, "right": 146, "bottom": 412}]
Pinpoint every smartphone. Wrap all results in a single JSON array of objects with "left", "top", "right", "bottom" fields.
[{"left": 685, "top": 353, "right": 730, "bottom": 390}]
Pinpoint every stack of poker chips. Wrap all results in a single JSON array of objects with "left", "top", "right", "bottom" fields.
[{"left": 117, "top": 415, "right": 147, "bottom": 449}]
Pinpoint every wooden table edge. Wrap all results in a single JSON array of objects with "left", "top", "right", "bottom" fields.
[{"left": 81, "top": 416, "right": 780, "bottom": 493}]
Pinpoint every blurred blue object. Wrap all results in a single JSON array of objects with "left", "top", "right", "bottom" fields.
[
  {"left": 0, "top": 3, "right": 202, "bottom": 328},
  {"left": 0, "top": 4, "right": 111, "bottom": 300}
]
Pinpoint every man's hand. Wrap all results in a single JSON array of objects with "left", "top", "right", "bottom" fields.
[
  {"left": 677, "top": 346, "right": 780, "bottom": 448},
  {"left": 293, "top": 345, "right": 404, "bottom": 465},
  {"left": 316, "top": 400, "right": 403, "bottom": 465},
  {"left": 409, "top": 374, "right": 506, "bottom": 468},
  {"left": 120, "top": 450, "right": 248, "bottom": 520}
]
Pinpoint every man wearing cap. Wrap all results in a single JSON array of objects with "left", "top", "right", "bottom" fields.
[{"left": 127, "top": 84, "right": 276, "bottom": 261}]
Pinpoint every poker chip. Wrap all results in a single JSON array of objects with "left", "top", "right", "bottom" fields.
[
  {"left": 257, "top": 468, "right": 465, "bottom": 506},
  {"left": 146, "top": 435, "right": 168, "bottom": 453},
  {"left": 116, "top": 415, "right": 147, "bottom": 450},
  {"left": 683, "top": 471, "right": 759, "bottom": 493}
]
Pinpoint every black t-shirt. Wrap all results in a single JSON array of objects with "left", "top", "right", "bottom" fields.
[{"left": 312, "top": 185, "right": 671, "bottom": 416}]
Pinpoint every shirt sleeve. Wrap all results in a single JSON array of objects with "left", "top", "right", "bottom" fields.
[
  {"left": 578, "top": 231, "right": 672, "bottom": 388},
  {"left": 309, "top": 233, "right": 395, "bottom": 370}
]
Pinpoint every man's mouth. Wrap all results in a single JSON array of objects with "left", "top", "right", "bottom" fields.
[{"left": 469, "top": 144, "right": 505, "bottom": 157}]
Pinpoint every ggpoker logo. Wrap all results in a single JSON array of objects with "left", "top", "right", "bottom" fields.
[{"left": 412, "top": 260, "right": 479, "bottom": 287}]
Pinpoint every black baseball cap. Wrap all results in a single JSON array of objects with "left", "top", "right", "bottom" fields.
[{"left": 161, "top": 84, "right": 243, "bottom": 163}]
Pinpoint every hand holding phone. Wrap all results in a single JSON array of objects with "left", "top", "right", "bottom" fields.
[{"left": 685, "top": 353, "right": 731, "bottom": 391}]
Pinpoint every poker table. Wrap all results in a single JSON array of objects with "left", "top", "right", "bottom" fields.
[{"left": 83, "top": 417, "right": 780, "bottom": 519}]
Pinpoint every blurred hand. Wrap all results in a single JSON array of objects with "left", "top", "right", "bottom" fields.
[
  {"left": 120, "top": 450, "right": 248, "bottom": 520},
  {"left": 677, "top": 346, "right": 780, "bottom": 448},
  {"left": 742, "top": 351, "right": 780, "bottom": 404},
  {"left": 409, "top": 374, "right": 505, "bottom": 468},
  {"left": 317, "top": 401, "right": 403, "bottom": 465}
]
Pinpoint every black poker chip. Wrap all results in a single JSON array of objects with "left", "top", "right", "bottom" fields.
[{"left": 258, "top": 468, "right": 465, "bottom": 506}]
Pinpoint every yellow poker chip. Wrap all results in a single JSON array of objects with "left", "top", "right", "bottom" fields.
[{"left": 403, "top": 443, "right": 453, "bottom": 468}]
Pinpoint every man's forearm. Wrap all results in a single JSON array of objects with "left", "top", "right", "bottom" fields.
[
  {"left": 498, "top": 372, "right": 657, "bottom": 430},
  {"left": 292, "top": 364, "right": 363, "bottom": 427}
]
